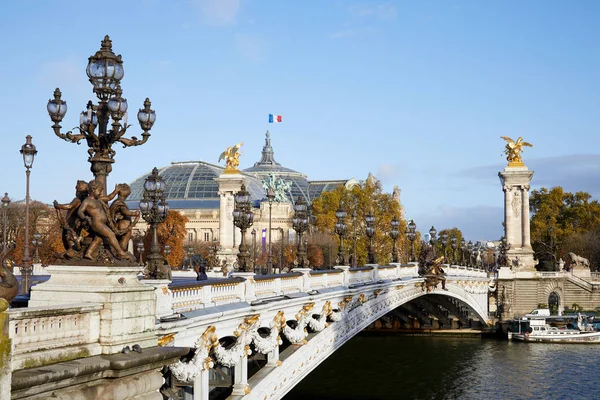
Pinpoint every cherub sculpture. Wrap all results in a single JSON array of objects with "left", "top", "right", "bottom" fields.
[
  {"left": 218, "top": 142, "right": 243, "bottom": 172},
  {"left": 109, "top": 183, "right": 140, "bottom": 251},
  {"left": 54, "top": 180, "right": 89, "bottom": 258},
  {"left": 501, "top": 136, "right": 533, "bottom": 165}
]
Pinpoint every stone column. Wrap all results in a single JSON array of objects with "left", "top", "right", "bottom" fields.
[
  {"left": 499, "top": 165, "right": 535, "bottom": 271},
  {"left": 214, "top": 173, "right": 245, "bottom": 273},
  {"left": 188, "top": 369, "right": 209, "bottom": 400}
]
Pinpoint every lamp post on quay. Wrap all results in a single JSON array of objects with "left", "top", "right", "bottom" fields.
[
  {"left": 389, "top": 215, "right": 400, "bottom": 263},
  {"left": 429, "top": 226, "right": 437, "bottom": 257},
  {"left": 2, "top": 193, "right": 10, "bottom": 253},
  {"left": 233, "top": 184, "right": 254, "bottom": 272},
  {"left": 365, "top": 213, "right": 376, "bottom": 264},
  {"left": 139, "top": 168, "right": 169, "bottom": 279},
  {"left": 406, "top": 219, "right": 417, "bottom": 262},
  {"left": 334, "top": 202, "right": 347, "bottom": 266},
  {"left": 467, "top": 241, "right": 474, "bottom": 267},
  {"left": 460, "top": 238, "right": 466, "bottom": 265},
  {"left": 292, "top": 196, "right": 309, "bottom": 268},
  {"left": 351, "top": 210, "right": 358, "bottom": 268},
  {"left": 19, "top": 135, "right": 37, "bottom": 295},
  {"left": 46, "top": 36, "right": 156, "bottom": 196},
  {"left": 164, "top": 244, "right": 171, "bottom": 264}
]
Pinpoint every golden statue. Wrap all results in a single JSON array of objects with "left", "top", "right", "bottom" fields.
[
  {"left": 218, "top": 142, "right": 243, "bottom": 173},
  {"left": 501, "top": 136, "right": 533, "bottom": 166}
]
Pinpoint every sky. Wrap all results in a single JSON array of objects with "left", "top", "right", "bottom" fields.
[{"left": 0, "top": 0, "right": 599, "bottom": 242}]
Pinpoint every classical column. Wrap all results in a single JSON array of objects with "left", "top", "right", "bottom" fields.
[
  {"left": 231, "top": 353, "right": 250, "bottom": 396},
  {"left": 215, "top": 174, "right": 245, "bottom": 271},
  {"left": 499, "top": 165, "right": 535, "bottom": 271}
]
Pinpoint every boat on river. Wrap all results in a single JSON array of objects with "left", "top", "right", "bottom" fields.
[{"left": 508, "top": 310, "right": 600, "bottom": 343}]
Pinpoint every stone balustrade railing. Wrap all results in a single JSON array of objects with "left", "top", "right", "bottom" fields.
[
  {"left": 163, "top": 263, "right": 487, "bottom": 315},
  {"left": 7, "top": 303, "right": 103, "bottom": 371}
]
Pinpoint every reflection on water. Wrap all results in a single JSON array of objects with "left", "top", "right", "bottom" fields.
[{"left": 284, "top": 335, "right": 600, "bottom": 400}]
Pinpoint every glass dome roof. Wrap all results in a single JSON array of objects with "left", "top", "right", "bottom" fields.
[{"left": 127, "top": 132, "right": 352, "bottom": 210}]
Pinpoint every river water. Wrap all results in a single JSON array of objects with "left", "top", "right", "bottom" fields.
[{"left": 283, "top": 334, "right": 600, "bottom": 400}]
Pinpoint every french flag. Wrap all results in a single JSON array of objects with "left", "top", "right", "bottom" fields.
[{"left": 268, "top": 114, "right": 282, "bottom": 123}]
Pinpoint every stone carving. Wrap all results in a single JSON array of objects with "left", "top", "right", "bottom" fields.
[
  {"left": 511, "top": 190, "right": 521, "bottom": 214},
  {"left": 501, "top": 136, "right": 533, "bottom": 165},
  {"left": 567, "top": 252, "right": 590, "bottom": 269},
  {"left": 53, "top": 179, "right": 137, "bottom": 264},
  {"left": 218, "top": 142, "right": 243, "bottom": 172},
  {"left": 0, "top": 243, "right": 18, "bottom": 304}
]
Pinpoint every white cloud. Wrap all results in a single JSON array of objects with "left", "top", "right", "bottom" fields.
[{"left": 191, "top": 0, "right": 241, "bottom": 26}]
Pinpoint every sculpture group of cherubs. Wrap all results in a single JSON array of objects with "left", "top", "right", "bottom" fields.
[
  {"left": 417, "top": 256, "right": 448, "bottom": 293},
  {"left": 54, "top": 179, "right": 138, "bottom": 263}
]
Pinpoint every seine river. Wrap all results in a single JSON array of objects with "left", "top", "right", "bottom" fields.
[{"left": 284, "top": 334, "right": 600, "bottom": 400}]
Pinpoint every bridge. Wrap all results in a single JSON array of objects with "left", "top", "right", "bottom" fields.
[{"left": 3, "top": 262, "right": 489, "bottom": 399}]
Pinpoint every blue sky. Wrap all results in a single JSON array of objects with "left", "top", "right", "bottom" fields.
[{"left": 1, "top": 1, "right": 599, "bottom": 242}]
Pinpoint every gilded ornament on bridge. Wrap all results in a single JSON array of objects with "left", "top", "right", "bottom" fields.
[
  {"left": 218, "top": 142, "right": 243, "bottom": 173},
  {"left": 234, "top": 314, "right": 260, "bottom": 337},
  {"left": 418, "top": 256, "right": 448, "bottom": 293},
  {"left": 501, "top": 136, "right": 533, "bottom": 167}
]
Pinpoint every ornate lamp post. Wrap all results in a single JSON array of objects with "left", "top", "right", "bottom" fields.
[
  {"left": 292, "top": 196, "right": 309, "bottom": 268},
  {"left": 334, "top": 202, "right": 347, "bottom": 265},
  {"left": 139, "top": 168, "right": 169, "bottom": 279},
  {"left": 187, "top": 246, "right": 194, "bottom": 269},
  {"left": 164, "top": 244, "right": 171, "bottom": 264},
  {"left": 266, "top": 188, "right": 275, "bottom": 274},
  {"left": 352, "top": 210, "right": 358, "bottom": 268},
  {"left": 251, "top": 229, "right": 257, "bottom": 272},
  {"left": 46, "top": 36, "right": 156, "bottom": 195},
  {"left": 365, "top": 213, "right": 376, "bottom": 264},
  {"left": 32, "top": 233, "right": 42, "bottom": 263},
  {"left": 19, "top": 135, "right": 37, "bottom": 295},
  {"left": 233, "top": 184, "right": 254, "bottom": 272},
  {"left": 460, "top": 238, "right": 466, "bottom": 265},
  {"left": 440, "top": 231, "right": 449, "bottom": 261},
  {"left": 450, "top": 236, "right": 457, "bottom": 264},
  {"left": 2, "top": 193, "right": 10, "bottom": 253},
  {"left": 429, "top": 226, "right": 437, "bottom": 257},
  {"left": 136, "top": 242, "right": 145, "bottom": 265},
  {"left": 406, "top": 219, "right": 417, "bottom": 262},
  {"left": 389, "top": 215, "right": 400, "bottom": 263}
]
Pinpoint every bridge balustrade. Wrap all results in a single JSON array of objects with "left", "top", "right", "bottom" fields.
[{"left": 7, "top": 303, "right": 103, "bottom": 371}]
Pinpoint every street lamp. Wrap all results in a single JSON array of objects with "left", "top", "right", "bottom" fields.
[
  {"left": 429, "top": 226, "right": 437, "bottom": 257},
  {"left": 334, "top": 201, "right": 347, "bottom": 266},
  {"left": 233, "top": 184, "right": 254, "bottom": 272},
  {"left": 251, "top": 229, "right": 257, "bottom": 273},
  {"left": 266, "top": 187, "right": 275, "bottom": 274},
  {"left": 467, "top": 241, "right": 474, "bottom": 267},
  {"left": 32, "top": 233, "right": 42, "bottom": 263},
  {"left": 292, "top": 196, "right": 309, "bottom": 268},
  {"left": 406, "top": 219, "right": 417, "bottom": 262},
  {"left": 164, "top": 244, "right": 171, "bottom": 264},
  {"left": 136, "top": 242, "right": 145, "bottom": 265},
  {"left": 2, "top": 193, "right": 10, "bottom": 253},
  {"left": 365, "top": 213, "right": 376, "bottom": 264},
  {"left": 351, "top": 210, "right": 358, "bottom": 268},
  {"left": 19, "top": 135, "right": 37, "bottom": 295},
  {"left": 460, "top": 238, "right": 466, "bottom": 265},
  {"left": 440, "top": 231, "right": 449, "bottom": 261},
  {"left": 46, "top": 36, "right": 156, "bottom": 195},
  {"left": 389, "top": 215, "right": 400, "bottom": 263},
  {"left": 450, "top": 236, "right": 457, "bottom": 265},
  {"left": 139, "top": 167, "right": 169, "bottom": 279}
]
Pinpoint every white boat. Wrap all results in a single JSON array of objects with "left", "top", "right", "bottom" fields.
[{"left": 508, "top": 311, "right": 600, "bottom": 343}]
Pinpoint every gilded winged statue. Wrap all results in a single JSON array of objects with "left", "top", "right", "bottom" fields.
[
  {"left": 218, "top": 142, "right": 243, "bottom": 172},
  {"left": 501, "top": 136, "right": 533, "bottom": 165}
]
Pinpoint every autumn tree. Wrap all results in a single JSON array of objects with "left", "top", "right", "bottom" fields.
[
  {"left": 530, "top": 187, "right": 600, "bottom": 270},
  {"left": 311, "top": 175, "right": 405, "bottom": 266},
  {"left": 143, "top": 210, "right": 189, "bottom": 268}
]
